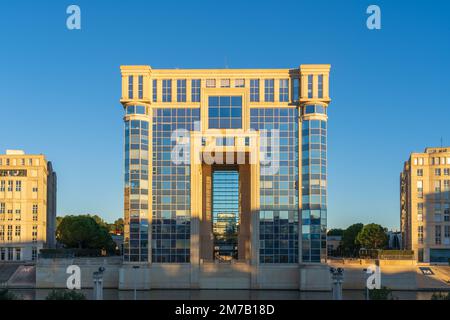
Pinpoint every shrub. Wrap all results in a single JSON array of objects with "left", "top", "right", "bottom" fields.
[
  {"left": 431, "top": 292, "right": 450, "bottom": 300},
  {"left": 0, "top": 289, "right": 18, "bottom": 300},
  {"left": 45, "top": 289, "right": 86, "bottom": 300},
  {"left": 369, "top": 286, "right": 394, "bottom": 300}
]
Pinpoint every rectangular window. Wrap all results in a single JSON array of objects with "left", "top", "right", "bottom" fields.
[
  {"left": 444, "top": 168, "right": 449, "bottom": 176},
  {"left": 318, "top": 75, "right": 324, "bottom": 98},
  {"left": 444, "top": 180, "right": 450, "bottom": 194},
  {"left": 0, "top": 180, "right": 4, "bottom": 192},
  {"left": 417, "top": 169, "right": 423, "bottom": 176},
  {"left": 33, "top": 204, "right": 38, "bottom": 221},
  {"left": 15, "top": 248, "right": 20, "bottom": 261},
  {"left": 417, "top": 203, "right": 423, "bottom": 221},
  {"left": 0, "top": 226, "right": 4, "bottom": 241},
  {"left": 15, "top": 225, "right": 21, "bottom": 237},
  {"left": 435, "top": 168, "right": 441, "bottom": 176},
  {"left": 264, "top": 79, "right": 274, "bottom": 102},
  {"left": 7, "top": 225, "right": 12, "bottom": 241},
  {"left": 177, "top": 79, "right": 186, "bottom": 102},
  {"left": 435, "top": 202, "right": 442, "bottom": 215},
  {"left": 292, "top": 78, "right": 299, "bottom": 102},
  {"left": 435, "top": 225, "right": 441, "bottom": 245},
  {"left": 7, "top": 181, "right": 13, "bottom": 192},
  {"left": 208, "top": 96, "right": 242, "bottom": 129},
  {"left": 32, "top": 225, "right": 38, "bottom": 243},
  {"left": 435, "top": 180, "right": 441, "bottom": 193},
  {"left": 445, "top": 225, "right": 450, "bottom": 238},
  {"left": 191, "top": 79, "right": 201, "bottom": 102},
  {"left": 279, "top": 79, "right": 289, "bottom": 102},
  {"left": 138, "top": 75, "right": 143, "bottom": 99},
  {"left": 32, "top": 247, "right": 37, "bottom": 261},
  {"left": 418, "top": 226, "right": 423, "bottom": 244},
  {"left": 15, "top": 181, "right": 21, "bottom": 192},
  {"left": 152, "top": 79, "right": 157, "bottom": 102},
  {"left": 162, "top": 79, "right": 172, "bottom": 102},
  {"left": 220, "top": 79, "right": 230, "bottom": 88},
  {"left": 444, "top": 203, "right": 450, "bottom": 221},
  {"left": 0, "top": 203, "right": 5, "bottom": 214},
  {"left": 250, "top": 79, "right": 260, "bottom": 102},
  {"left": 234, "top": 79, "right": 245, "bottom": 88},
  {"left": 417, "top": 180, "right": 423, "bottom": 198},
  {"left": 307, "top": 75, "right": 313, "bottom": 99},
  {"left": 206, "top": 79, "right": 216, "bottom": 88},
  {"left": 128, "top": 75, "right": 133, "bottom": 99}
]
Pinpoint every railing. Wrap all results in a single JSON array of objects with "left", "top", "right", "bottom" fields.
[{"left": 38, "top": 248, "right": 108, "bottom": 259}]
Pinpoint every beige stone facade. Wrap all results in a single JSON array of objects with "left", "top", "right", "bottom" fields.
[
  {"left": 401, "top": 147, "right": 450, "bottom": 263},
  {"left": 0, "top": 150, "right": 56, "bottom": 261}
]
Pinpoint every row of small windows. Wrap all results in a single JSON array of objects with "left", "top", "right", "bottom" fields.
[
  {"left": 0, "top": 247, "right": 35, "bottom": 261},
  {"left": 0, "top": 225, "right": 38, "bottom": 242},
  {"left": 0, "top": 180, "right": 39, "bottom": 193},
  {"left": 416, "top": 180, "right": 450, "bottom": 198},
  {"left": 417, "top": 225, "right": 450, "bottom": 245},
  {"left": 0, "top": 158, "right": 41, "bottom": 166},
  {"left": 303, "top": 104, "right": 327, "bottom": 115},
  {"left": 417, "top": 168, "right": 450, "bottom": 176},
  {"left": 413, "top": 157, "right": 450, "bottom": 166},
  {"left": 0, "top": 203, "right": 39, "bottom": 221},
  {"left": 128, "top": 77, "right": 307, "bottom": 103}
]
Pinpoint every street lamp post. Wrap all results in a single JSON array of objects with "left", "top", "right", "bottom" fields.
[
  {"left": 329, "top": 267, "right": 344, "bottom": 300},
  {"left": 132, "top": 265, "right": 140, "bottom": 300},
  {"left": 92, "top": 267, "right": 105, "bottom": 300}
]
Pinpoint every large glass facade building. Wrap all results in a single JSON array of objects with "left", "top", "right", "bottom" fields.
[{"left": 119, "top": 65, "right": 331, "bottom": 289}]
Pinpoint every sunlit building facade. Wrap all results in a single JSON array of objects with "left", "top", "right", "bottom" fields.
[
  {"left": 119, "top": 65, "right": 331, "bottom": 289},
  {"left": 0, "top": 150, "right": 56, "bottom": 261},
  {"left": 401, "top": 147, "right": 450, "bottom": 263}
]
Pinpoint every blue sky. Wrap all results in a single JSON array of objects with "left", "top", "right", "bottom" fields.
[{"left": 0, "top": 0, "right": 449, "bottom": 229}]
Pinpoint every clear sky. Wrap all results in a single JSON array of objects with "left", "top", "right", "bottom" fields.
[{"left": 0, "top": 0, "right": 449, "bottom": 230}]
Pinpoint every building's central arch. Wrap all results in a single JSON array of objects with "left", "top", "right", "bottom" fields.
[{"left": 212, "top": 168, "right": 239, "bottom": 261}]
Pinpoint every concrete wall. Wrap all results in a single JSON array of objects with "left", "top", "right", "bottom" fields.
[
  {"left": 38, "top": 258, "right": 449, "bottom": 292},
  {"left": 300, "top": 264, "right": 332, "bottom": 291},
  {"left": 37, "top": 257, "right": 333, "bottom": 291},
  {"left": 36, "top": 257, "right": 121, "bottom": 289}
]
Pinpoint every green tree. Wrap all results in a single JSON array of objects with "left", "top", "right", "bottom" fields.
[
  {"left": 109, "top": 218, "right": 124, "bottom": 235},
  {"left": 56, "top": 215, "right": 115, "bottom": 252},
  {"left": 369, "top": 286, "right": 394, "bottom": 300},
  {"left": 356, "top": 223, "right": 388, "bottom": 250},
  {"left": 56, "top": 216, "right": 64, "bottom": 229},
  {"left": 0, "top": 289, "right": 18, "bottom": 300},
  {"left": 46, "top": 289, "right": 86, "bottom": 300},
  {"left": 342, "top": 223, "right": 364, "bottom": 257},
  {"left": 90, "top": 215, "right": 109, "bottom": 229},
  {"left": 327, "top": 229, "right": 344, "bottom": 236}
]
